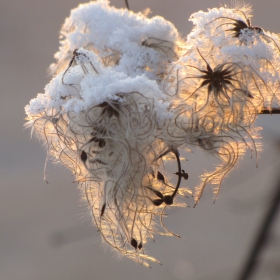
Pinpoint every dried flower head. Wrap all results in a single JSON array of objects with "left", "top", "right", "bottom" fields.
[{"left": 25, "top": 0, "right": 280, "bottom": 265}]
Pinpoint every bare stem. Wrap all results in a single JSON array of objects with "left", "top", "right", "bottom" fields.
[
  {"left": 259, "top": 108, "right": 280, "bottom": 114},
  {"left": 124, "top": 0, "right": 130, "bottom": 10},
  {"left": 237, "top": 178, "right": 280, "bottom": 280}
]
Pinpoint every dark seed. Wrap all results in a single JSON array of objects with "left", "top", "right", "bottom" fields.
[
  {"left": 152, "top": 199, "right": 164, "bottom": 206},
  {"left": 99, "top": 139, "right": 106, "bottom": 148},
  {"left": 80, "top": 151, "right": 87, "bottom": 162},
  {"left": 157, "top": 171, "right": 165, "bottom": 183},
  {"left": 163, "top": 195, "right": 173, "bottom": 205},
  {"left": 182, "top": 170, "right": 189, "bottom": 180},
  {"left": 101, "top": 203, "right": 106, "bottom": 216},
  {"left": 131, "top": 238, "right": 138, "bottom": 249},
  {"left": 138, "top": 242, "right": 142, "bottom": 250}
]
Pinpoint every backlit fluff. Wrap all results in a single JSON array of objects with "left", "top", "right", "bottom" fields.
[{"left": 25, "top": 1, "right": 280, "bottom": 266}]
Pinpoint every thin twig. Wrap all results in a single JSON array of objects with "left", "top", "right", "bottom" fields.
[
  {"left": 259, "top": 108, "right": 280, "bottom": 114},
  {"left": 237, "top": 177, "right": 280, "bottom": 280},
  {"left": 124, "top": 0, "right": 130, "bottom": 10}
]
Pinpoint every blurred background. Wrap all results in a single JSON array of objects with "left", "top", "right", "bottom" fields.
[{"left": 1, "top": 0, "right": 280, "bottom": 279}]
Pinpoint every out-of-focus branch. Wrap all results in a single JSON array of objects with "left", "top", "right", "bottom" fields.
[
  {"left": 124, "top": 0, "right": 130, "bottom": 10},
  {"left": 237, "top": 177, "right": 280, "bottom": 280},
  {"left": 259, "top": 108, "right": 280, "bottom": 114}
]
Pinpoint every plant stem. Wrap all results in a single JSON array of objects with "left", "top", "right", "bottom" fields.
[
  {"left": 237, "top": 179, "right": 280, "bottom": 280},
  {"left": 124, "top": 0, "right": 130, "bottom": 10},
  {"left": 259, "top": 108, "right": 280, "bottom": 114}
]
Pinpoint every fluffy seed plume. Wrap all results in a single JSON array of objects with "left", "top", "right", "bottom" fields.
[{"left": 25, "top": 1, "right": 280, "bottom": 265}]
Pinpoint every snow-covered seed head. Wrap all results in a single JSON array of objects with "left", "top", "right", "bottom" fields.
[{"left": 25, "top": 0, "right": 280, "bottom": 266}]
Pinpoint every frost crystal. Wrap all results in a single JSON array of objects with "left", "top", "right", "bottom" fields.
[{"left": 25, "top": 1, "right": 280, "bottom": 266}]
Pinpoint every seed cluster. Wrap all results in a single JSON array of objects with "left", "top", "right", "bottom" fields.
[{"left": 25, "top": 1, "right": 280, "bottom": 266}]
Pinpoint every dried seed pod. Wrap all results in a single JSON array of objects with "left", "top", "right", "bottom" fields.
[{"left": 80, "top": 151, "right": 87, "bottom": 163}]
